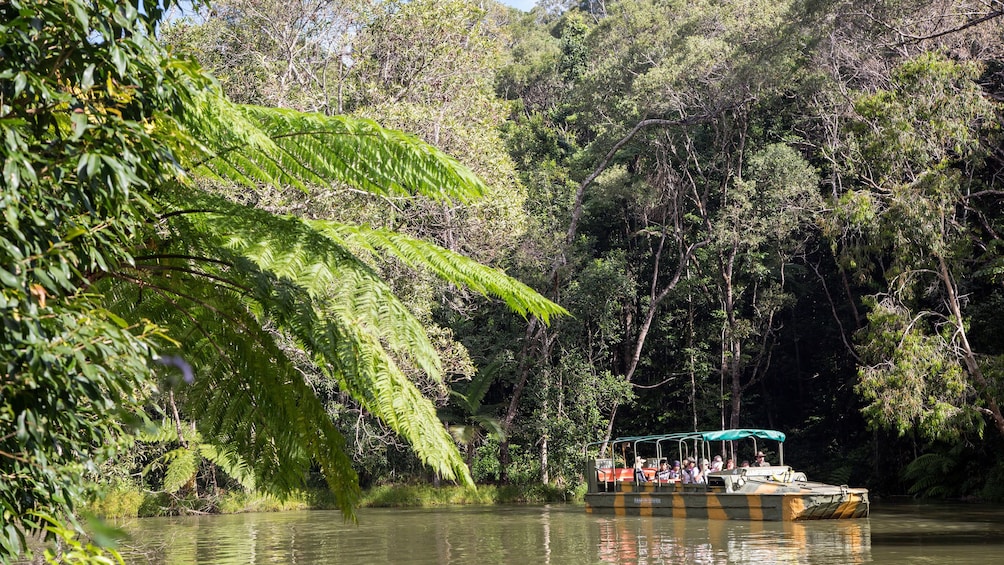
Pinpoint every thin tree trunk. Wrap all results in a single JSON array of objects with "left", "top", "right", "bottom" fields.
[
  {"left": 169, "top": 391, "right": 188, "bottom": 449},
  {"left": 500, "top": 317, "right": 549, "bottom": 483},
  {"left": 938, "top": 256, "right": 1004, "bottom": 437}
]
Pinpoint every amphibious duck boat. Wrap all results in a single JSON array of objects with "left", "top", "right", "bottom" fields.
[{"left": 584, "top": 429, "right": 869, "bottom": 521}]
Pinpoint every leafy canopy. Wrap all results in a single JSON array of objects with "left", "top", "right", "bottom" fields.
[{"left": 0, "top": 0, "right": 565, "bottom": 561}]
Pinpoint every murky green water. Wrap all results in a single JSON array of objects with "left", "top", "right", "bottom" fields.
[{"left": 117, "top": 501, "right": 1004, "bottom": 564}]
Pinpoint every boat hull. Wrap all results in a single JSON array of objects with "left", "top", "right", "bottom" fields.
[{"left": 584, "top": 483, "right": 869, "bottom": 521}]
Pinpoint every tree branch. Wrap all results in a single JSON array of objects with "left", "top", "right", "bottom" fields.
[
  {"left": 898, "top": 10, "right": 1004, "bottom": 45},
  {"left": 565, "top": 114, "right": 717, "bottom": 246}
]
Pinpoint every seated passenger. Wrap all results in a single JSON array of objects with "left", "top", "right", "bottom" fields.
[
  {"left": 681, "top": 458, "right": 697, "bottom": 484},
  {"left": 755, "top": 451, "right": 770, "bottom": 467},
  {"left": 711, "top": 455, "right": 723, "bottom": 472},
  {"left": 669, "top": 460, "right": 682, "bottom": 480},
  {"left": 696, "top": 459, "right": 709, "bottom": 484},
  {"left": 633, "top": 458, "right": 649, "bottom": 483},
  {"left": 656, "top": 461, "right": 671, "bottom": 481},
  {"left": 726, "top": 457, "right": 735, "bottom": 470}
]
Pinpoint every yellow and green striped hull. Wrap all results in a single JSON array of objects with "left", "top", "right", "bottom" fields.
[{"left": 585, "top": 481, "right": 869, "bottom": 521}]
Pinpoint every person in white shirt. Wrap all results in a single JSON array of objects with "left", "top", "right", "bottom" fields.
[
  {"left": 656, "top": 461, "right": 671, "bottom": 481},
  {"left": 711, "top": 455, "right": 723, "bottom": 472},
  {"left": 681, "top": 458, "right": 698, "bottom": 484},
  {"left": 696, "top": 459, "right": 709, "bottom": 484}
]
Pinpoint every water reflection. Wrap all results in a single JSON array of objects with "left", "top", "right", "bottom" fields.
[
  {"left": 593, "top": 514, "right": 870, "bottom": 564},
  {"left": 117, "top": 501, "right": 1004, "bottom": 564}
]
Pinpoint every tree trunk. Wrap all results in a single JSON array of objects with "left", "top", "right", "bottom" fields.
[
  {"left": 540, "top": 434, "right": 549, "bottom": 485},
  {"left": 938, "top": 256, "right": 1004, "bottom": 437},
  {"left": 722, "top": 244, "right": 742, "bottom": 430},
  {"left": 500, "top": 317, "right": 545, "bottom": 483}
]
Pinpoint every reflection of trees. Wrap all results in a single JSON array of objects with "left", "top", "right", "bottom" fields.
[{"left": 122, "top": 505, "right": 872, "bottom": 563}]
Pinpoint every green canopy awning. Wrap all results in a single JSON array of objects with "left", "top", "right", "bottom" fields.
[{"left": 699, "top": 429, "right": 786, "bottom": 442}]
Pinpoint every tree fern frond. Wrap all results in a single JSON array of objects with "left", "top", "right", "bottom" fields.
[
  {"left": 174, "top": 238, "right": 473, "bottom": 485},
  {"left": 198, "top": 444, "right": 256, "bottom": 492},
  {"left": 460, "top": 358, "right": 503, "bottom": 411},
  {"left": 175, "top": 90, "right": 486, "bottom": 202},
  {"left": 171, "top": 192, "right": 445, "bottom": 381},
  {"left": 135, "top": 420, "right": 182, "bottom": 444},
  {"left": 320, "top": 322, "right": 472, "bottom": 484},
  {"left": 101, "top": 265, "right": 362, "bottom": 516},
  {"left": 310, "top": 222, "right": 568, "bottom": 324},
  {"left": 904, "top": 451, "right": 964, "bottom": 498},
  {"left": 242, "top": 105, "right": 486, "bottom": 202},
  {"left": 472, "top": 414, "right": 505, "bottom": 439},
  {"left": 161, "top": 447, "right": 198, "bottom": 494}
]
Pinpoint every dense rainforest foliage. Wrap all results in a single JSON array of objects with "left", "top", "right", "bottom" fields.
[
  {"left": 0, "top": 0, "right": 563, "bottom": 561},
  {"left": 2, "top": 0, "right": 1003, "bottom": 560}
]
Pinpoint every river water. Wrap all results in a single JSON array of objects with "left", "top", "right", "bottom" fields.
[{"left": 118, "top": 501, "right": 1003, "bottom": 564}]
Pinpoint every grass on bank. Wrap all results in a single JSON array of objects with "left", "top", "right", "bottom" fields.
[{"left": 87, "top": 482, "right": 586, "bottom": 519}]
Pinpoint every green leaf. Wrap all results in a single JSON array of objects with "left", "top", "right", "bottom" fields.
[
  {"left": 13, "top": 73, "right": 26, "bottom": 96},
  {"left": 0, "top": 267, "right": 18, "bottom": 287},
  {"left": 109, "top": 44, "right": 127, "bottom": 77},
  {"left": 64, "top": 226, "right": 88, "bottom": 241},
  {"left": 71, "top": 111, "right": 88, "bottom": 140},
  {"left": 69, "top": 0, "right": 89, "bottom": 31},
  {"left": 81, "top": 64, "right": 95, "bottom": 90}
]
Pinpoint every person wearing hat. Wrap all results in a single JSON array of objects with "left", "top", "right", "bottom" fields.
[
  {"left": 711, "top": 454, "right": 724, "bottom": 472},
  {"left": 669, "top": 460, "right": 682, "bottom": 481},
  {"left": 634, "top": 457, "right": 650, "bottom": 483},
  {"left": 755, "top": 451, "right": 770, "bottom": 467}
]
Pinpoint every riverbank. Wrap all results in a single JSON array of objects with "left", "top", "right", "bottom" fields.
[{"left": 87, "top": 482, "right": 585, "bottom": 519}]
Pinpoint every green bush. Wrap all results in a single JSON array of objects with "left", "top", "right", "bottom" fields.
[
  {"left": 216, "top": 491, "right": 311, "bottom": 514},
  {"left": 358, "top": 483, "right": 576, "bottom": 507},
  {"left": 472, "top": 437, "right": 540, "bottom": 485},
  {"left": 85, "top": 482, "right": 145, "bottom": 519}
]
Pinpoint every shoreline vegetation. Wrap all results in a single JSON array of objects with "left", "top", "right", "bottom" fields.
[{"left": 87, "top": 483, "right": 585, "bottom": 520}]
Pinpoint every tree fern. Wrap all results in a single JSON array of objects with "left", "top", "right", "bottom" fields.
[
  {"left": 109, "top": 140, "right": 547, "bottom": 510},
  {"left": 308, "top": 222, "right": 568, "bottom": 324},
  {"left": 160, "top": 448, "right": 198, "bottom": 494},
  {"left": 136, "top": 421, "right": 257, "bottom": 494},
  {"left": 175, "top": 91, "right": 487, "bottom": 203},
  {"left": 157, "top": 86, "right": 565, "bottom": 500},
  {"left": 904, "top": 451, "right": 966, "bottom": 499},
  {"left": 4, "top": 1, "right": 569, "bottom": 560}
]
